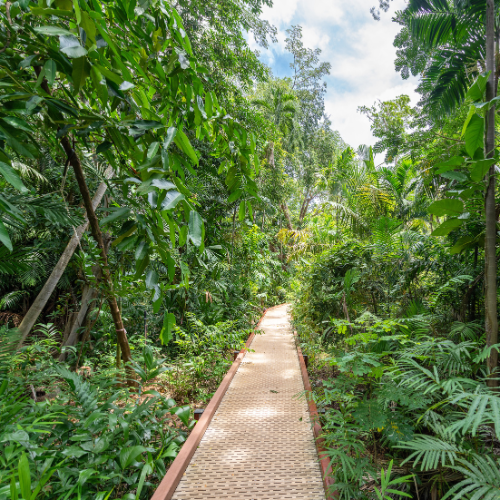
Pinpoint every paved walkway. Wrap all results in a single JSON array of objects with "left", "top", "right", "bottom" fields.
[{"left": 171, "top": 304, "right": 326, "bottom": 500}]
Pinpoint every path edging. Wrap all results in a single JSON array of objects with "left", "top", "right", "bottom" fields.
[
  {"left": 150, "top": 309, "right": 268, "bottom": 500},
  {"left": 294, "top": 331, "right": 338, "bottom": 499}
]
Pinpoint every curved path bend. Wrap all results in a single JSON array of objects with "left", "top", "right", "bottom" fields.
[{"left": 171, "top": 304, "right": 326, "bottom": 500}]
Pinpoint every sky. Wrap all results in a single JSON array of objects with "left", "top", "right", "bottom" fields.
[{"left": 248, "top": 0, "right": 420, "bottom": 149}]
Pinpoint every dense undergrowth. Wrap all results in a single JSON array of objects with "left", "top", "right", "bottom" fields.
[{"left": 292, "top": 235, "right": 500, "bottom": 499}]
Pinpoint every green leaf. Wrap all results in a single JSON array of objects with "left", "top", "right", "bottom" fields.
[
  {"left": 34, "top": 25, "right": 73, "bottom": 36},
  {"left": 470, "top": 159, "right": 495, "bottom": 182},
  {"left": 72, "top": 56, "right": 90, "bottom": 94},
  {"left": 431, "top": 218, "right": 463, "bottom": 236},
  {"left": 119, "top": 445, "right": 146, "bottom": 470},
  {"left": 188, "top": 210, "right": 203, "bottom": 247},
  {"left": 18, "top": 453, "right": 31, "bottom": 500},
  {"left": 160, "top": 312, "right": 175, "bottom": 345},
  {"left": 0, "top": 220, "right": 13, "bottom": 251},
  {"left": 44, "top": 59, "right": 57, "bottom": 87},
  {"left": 160, "top": 190, "right": 184, "bottom": 211},
  {"left": 238, "top": 200, "right": 245, "bottom": 221},
  {"left": 466, "top": 72, "right": 490, "bottom": 102},
  {"left": 0, "top": 161, "right": 28, "bottom": 193},
  {"left": 145, "top": 269, "right": 158, "bottom": 289},
  {"left": 59, "top": 35, "right": 87, "bottom": 58},
  {"left": 174, "top": 130, "right": 198, "bottom": 165},
  {"left": 1, "top": 117, "right": 32, "bottom": 133},
  {"left": 465, "top": 114, "right": 484, "bottom": 157},
  {"left": 80, "top": 11, "right": 96, "bottom": 46},
  {"left": 163, "top": 126, "right": 177, "bottom": 149},
  {"left": 151, "top": 179, "right": 176, "bottom": 191},
  {"left": 100, "top": 207, "right": 131, "bottom": 225},
  {"left": 72, "top": 0, "right": 81, "bottom": 23},
  {"left": 428, "top": 199, "right": 464, "bottom": 217},
  {"left": 462, "top": 106, "right": 476, "bottom": 137},
  {"left": 441, "top": 171, "right": 467, "bottom": 182},
  {"left": 435, "top": 157, "right": 464, "bottom": 174},
  {"left": 10, "top": 475, "right": 18, "bottom": 500},
  {"left": 172, "top": 405, "right": 191, "bottom": 427},
  {"left": 228, "top": 189, "right": 242, "bottom": 203}
]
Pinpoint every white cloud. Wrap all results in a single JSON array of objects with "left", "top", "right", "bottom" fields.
[{"left": 257, "top": 0, "right": 419, "bottom": 149}]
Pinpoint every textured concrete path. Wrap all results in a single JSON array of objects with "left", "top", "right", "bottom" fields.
[{"left": 171, "top": 304, "right": 326, "bottom": 500}]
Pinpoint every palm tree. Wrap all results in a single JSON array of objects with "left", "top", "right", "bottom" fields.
[{"left": 401, "top": 0, "right": 498, "bottom": 385}]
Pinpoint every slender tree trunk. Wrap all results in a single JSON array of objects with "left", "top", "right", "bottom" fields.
[
  {"left": 60, "top": 136, "right": 134, "bottom": 369},
  {"left": 59, "top": 236, "right": 111, "bottom": 361},
  {"left": 280, "top": 202, "right": 294, "bottom": 230},
  {"left": 17, "top": 167, "right": 113, "bottom": 347},
  {"left": 485, "top": 0, "right": 498, "bottom": 388},
  {"left": 34, "top": 66, "right": 134, "bottom": 385}
]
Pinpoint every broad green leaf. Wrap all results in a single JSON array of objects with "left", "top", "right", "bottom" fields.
[
  {"left": 238, "top": 200, "right": 245, "bottom": 221},
  {"left": 72, "top": 56, "right": 90, "bottom": 94},
  {"left": 72, "top": 0, "right": 81, "bottom": 23},
  {"left": 435, "top": 157, "right": 464, "bottom": 174},
  {"left": 59, "top": 35, "right": 87, "bottom": 58},
  {"left": 0, "top": 220, "right": 13, "bottom": 251},
  {"left": 188, "top": 210, "right": 203, "bottom": 247},
  {"left": 145, "top": 269, "right": 158, "bottom": 289},
  {"left": 205, "top": 92, "right": 213, "bottom": 118},
  {"left": 80, "top": 11, "right": 96, "bottom": 46},
  {"left": 174, "top": 130, "right": 198, "bottom": 165},
  {"left": 0, "top": 161, "right": 28, "bottom": 193},
  {"left": 470, "top": 159, "right": 495, "bottom": 182},
  {"left": 119, "top": 445, "right": 146, "bottom": 470},
  {"left": 44, "top": 59, "right": 57, "bottom": 86},
  {"left": 228, "top": 189, "right": 242, "bottom": 203},
  {"left": 160, "top": 190, "right": 184, "bottom": 211},
  {"left": 34, "top": 25, "right": 73, "bottom": 36},
  {"left": 441, "top": 171, "right": 467, "bottom": 182},
  {"left": 160, "top": 311, "right": 175, "bottom": 345},
  {"left": 100, "top": 207, "right": 131, "bottom": 225},
  {"left": 428, "top": 199, "right": 464, "bottom": 217},
  {"left": 450, "top": 235, "right": 476, "bottom": 254},
  {"left": 0, "top": 117, "right": 32, "bottom": 133},
  {"left": 10, "top": 475, "right": 18, "bottom": 500},
  {"left": 151, "top": 179, "right": 176, "bottom": 191},
  {"left": 466, "top": 72, "right": 490, "bottom": 102},
  {"left": 462, "top": 106, "right": 476, "bottom": 137},
  {"left": 172, "top": 405, "right": 191, "bottom": 427},
  {"left": 431, "top": 218, "right": 463, "bottom": 236},
  {"left": 465, "top": 114, "right": 484, "bottom": 157},
  {"left": 147, "top": 142, "right": 159, "bottom": 159},
  {"left": 18, "top": 453, "right": 31, "bottom": 500}
]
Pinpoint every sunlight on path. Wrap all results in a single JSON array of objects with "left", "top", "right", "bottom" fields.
[{"left": 171, "top": 304, "right": 325, "bottom": 500}]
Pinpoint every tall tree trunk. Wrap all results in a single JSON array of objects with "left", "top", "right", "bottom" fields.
[
  {"left": 60, "top": 136, "right": 134, "bottom": 374},
  {"left": 485, "top": 0, "right": 498, "bottom": 388},
  {"left": 34, "top": 67, "right": 134, "bottom": 385},
  {"left": 17, "top": 167, "right": 113, "bottom": 347},
  {"left": 280, "top": 202, "right": 294, "bottom": 230}
]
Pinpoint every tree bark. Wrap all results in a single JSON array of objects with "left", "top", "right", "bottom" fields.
[
  {"left": 459, "top": 272, "right": 484, "bottom": 323},
  {"left": 485, "top": 0, "right": 498, "bottom": 388},
  {"left": 33, "top": 66, "right": 134, "bottom": 385},
  {"left": 58, "top": 235, "right": 111, "bottom": 361},
  {"left": 280, "top": 202, "right": 294, "bottom": 230},
  {"left": 60, "top": 136, "right": 134, "bottom": 372},
  {"left": 17, "top": 167, "right": 113, "bottom": 347}
]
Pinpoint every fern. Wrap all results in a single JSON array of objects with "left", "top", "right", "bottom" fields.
[
  {"left": 54, "top": 366, "right": 99, "bottom": 415},
  {"left": 443, "top": 455, "right": 500, "bottom": 500},
  {"left": 398, "top": 435, "right": 468, "bottom": 470},
  {"left": 447, "top": 391, "right": 500, "bottom": 439}
]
